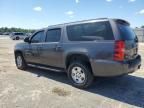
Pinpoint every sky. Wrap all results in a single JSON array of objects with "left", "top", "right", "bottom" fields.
[{"left": 0, "top": 0, "right": 144, "bottom": 29}]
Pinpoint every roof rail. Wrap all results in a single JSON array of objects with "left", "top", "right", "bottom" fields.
[{"left": 48, "top": 18, "right": 109, "bottom": 27}]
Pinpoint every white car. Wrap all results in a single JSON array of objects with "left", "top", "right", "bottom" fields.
[{"left": 10, "top": 32, "right": 27, "bottom": 40}]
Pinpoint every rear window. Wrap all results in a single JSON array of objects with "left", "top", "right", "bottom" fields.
[
  {"left": 117, "top": 24, "right": 136, "bottom": 40},
  {"left": 67, "top": 21, "right": 114, "bottom": 41}
]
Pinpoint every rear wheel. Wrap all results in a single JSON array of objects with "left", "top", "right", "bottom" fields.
[
  {"left": 67, "top": 61, "right": 94, "bottom": 89},
  {"left": 15, "top": 53, "right": 27, "bottom": 70},
  {"left": 16, "top": 37, "right": 19, "bottom": 40}
]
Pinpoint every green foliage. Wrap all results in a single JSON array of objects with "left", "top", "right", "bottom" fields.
[
  {"left": 141, "top": 25, "right": 144, "bottom": 28},
  {"left": 0, "top": 27, "right": 35, "bottom": 33}
]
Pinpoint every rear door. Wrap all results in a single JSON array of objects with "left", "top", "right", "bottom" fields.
[
  {"left": 116, "top": 20, "right": 138, "bottom": 60},
  {"left": 40, "top": 28, "right": 64, "bottom": 67}
]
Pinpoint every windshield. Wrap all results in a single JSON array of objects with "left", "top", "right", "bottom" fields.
[{"left": 118, "top": 24, "right": 136, "bottom": 40}]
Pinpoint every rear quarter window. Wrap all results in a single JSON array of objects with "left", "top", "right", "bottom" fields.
[{"left": 67, "top": 21, "right": 114, "bottom": 41}]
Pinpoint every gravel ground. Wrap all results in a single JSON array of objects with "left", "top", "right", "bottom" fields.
[{"left": 0, "top": 36, "right": 144, "bottom": 108}]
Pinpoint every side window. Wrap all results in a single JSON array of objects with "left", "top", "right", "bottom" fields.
[
  {"left": 46, "top": 28, "right": 61, "bottom": 42},
  {"left": 31, "top": 31, "right": 45, "bottom": 43},
  {"left": 67, "top": 21, "right": 114, "bottom": 41}
]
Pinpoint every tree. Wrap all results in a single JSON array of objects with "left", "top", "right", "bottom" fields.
[{"left": 0, "top": 27, "right": 35, "bottom": 34}]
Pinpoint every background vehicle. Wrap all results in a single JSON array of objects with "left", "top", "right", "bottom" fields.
[
  {"left": 3, "top": 32, "right": 10, "bottom": 35},
  {"left": 26, "top": 33, "right": 32, "bottom": 37},
  {"left": 14, "top": 18, "right": 141, "bottom": 88},
  {"left": 0, "top": 32, "right": 3, "bottom": 35},
  {"left": 10, "top": 32, "right": 27, "bottom": 40}
]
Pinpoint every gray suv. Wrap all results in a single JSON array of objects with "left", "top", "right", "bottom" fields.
[{"left": 14, "top": 18, "right": 141, "bottom": 88}]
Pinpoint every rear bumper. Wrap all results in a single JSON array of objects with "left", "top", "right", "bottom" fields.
[{"left": 91, "top": 55, "right": 141, "bottom": 77}]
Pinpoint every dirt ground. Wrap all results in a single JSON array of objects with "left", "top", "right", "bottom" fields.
[{"left": 0, "top": 36, "right": 144, "bottom": 108}]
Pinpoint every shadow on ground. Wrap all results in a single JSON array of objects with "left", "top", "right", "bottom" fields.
[{"left": 25, "top": 67, "right": 144, "bottom": 107}]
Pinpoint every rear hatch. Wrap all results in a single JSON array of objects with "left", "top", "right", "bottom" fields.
[{"left": 116, "top": 20, "right": 138, "bottom": 61}]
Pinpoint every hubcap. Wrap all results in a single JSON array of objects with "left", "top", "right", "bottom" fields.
[
  {"left": 71, "top": 66, "right": 86, "bottom": 84},
  {"left": 16, "top": 56, "right": 22, "bottom": 67}
]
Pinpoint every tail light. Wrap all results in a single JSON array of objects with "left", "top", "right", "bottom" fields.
[{"left": 114, "top": 40, "right": 125, "bottom": 61}]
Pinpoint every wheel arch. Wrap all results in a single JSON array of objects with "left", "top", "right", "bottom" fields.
[
  {"left": 65, "top": 53, "right": 92, "bottom": 71},
  {"left": 14, "top": 50, "right": 23, "bottom": 57}
]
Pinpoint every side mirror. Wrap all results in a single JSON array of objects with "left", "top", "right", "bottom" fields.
[{"left": 24, "top": 37, "right": 30, "bottom": 43}]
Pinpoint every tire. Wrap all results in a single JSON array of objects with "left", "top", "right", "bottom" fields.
[
  {"left": 67, "top": 61, "right": 94, "bottom": 89},
  {"left": 15, "top": 53, "right": 27, "bottom": 70},
  {"left": 16, "top": 37, "right": 19, "bottom": 40}
]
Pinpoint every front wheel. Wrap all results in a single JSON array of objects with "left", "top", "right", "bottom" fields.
[
  {"left": 67, "top": 61, "right": 94, "bottom": 89},
  {"left": 15, "top": 53, "right": 27, "bottom": 70}
]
